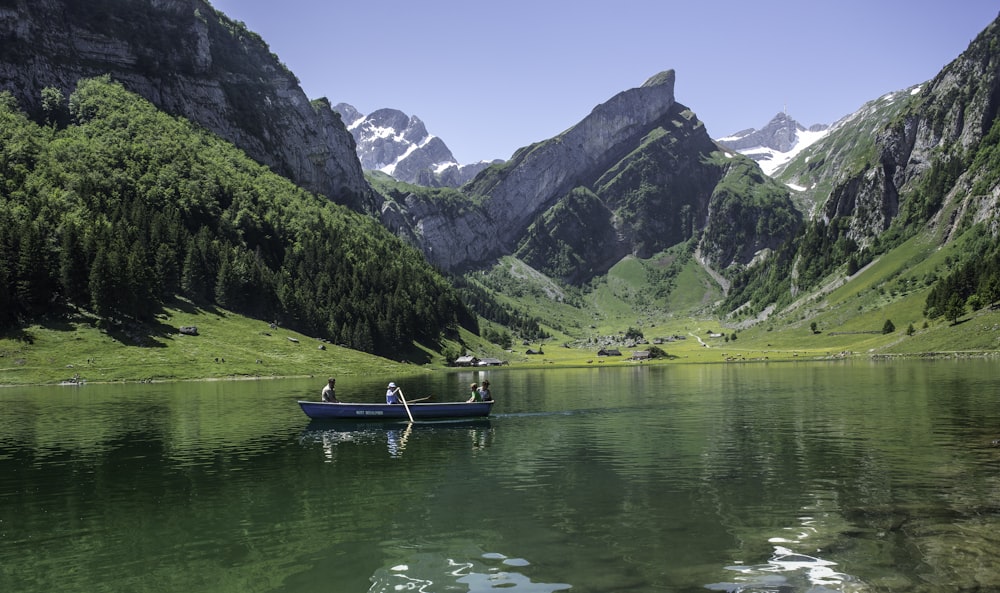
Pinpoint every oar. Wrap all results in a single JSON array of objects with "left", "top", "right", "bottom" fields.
[
  {"left": 408, "top": 396, "right": 431, "bottom": 403},
  {"left": 397, "top": 388, "right": 415, "bottom": 423}
]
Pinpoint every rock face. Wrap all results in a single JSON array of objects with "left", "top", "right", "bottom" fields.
[
  {"left": 385, "top": 71, "right": 686, "bottom": 271},
  {"left": 334, "top": 103, "right": 500, "bottom": 187},
  {"left": 818, "top": 15, "right": 1000, "bottom": 250},
  {"left": 0, "top": 0, "right": 374, "bottom": 213},
  {"left": 383, "top": 70, "right": 801, "bottom": 280}
]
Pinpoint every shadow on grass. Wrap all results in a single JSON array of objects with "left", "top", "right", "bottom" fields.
[
  {"left": 397, "top": 341, "right": 435, "bottom": 365},
  {"left": 170, "top": 298, "right": 223, "bottom": 318},
  {"left": 29, "top": 299, "right": 225, "bottom": 348},
  {"left": 0, "top": 327, "right": 36, "bottom": 344},
  {"left": 94, "top": 298, "right": 240, "bottom": 348}
]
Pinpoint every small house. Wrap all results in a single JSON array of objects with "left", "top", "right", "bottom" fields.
[
  {"left": 477, "top": 357, "right": 506, "bottom": 366},
  {"left": 454, "top": 355, "right": 478, "bottom": 367}
]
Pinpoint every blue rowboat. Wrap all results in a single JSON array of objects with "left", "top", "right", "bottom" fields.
[{"left": 297, "top": 400, "right": 493, "bottom": 421}]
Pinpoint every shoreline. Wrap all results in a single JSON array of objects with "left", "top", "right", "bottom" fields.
[{"left": 5, "top": 349, "right": 1000, "bottom": 388}]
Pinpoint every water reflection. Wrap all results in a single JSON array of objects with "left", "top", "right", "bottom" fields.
[
  {"left": 369, "top": 552, "right": 571, "bottom": 593},
  {"left": 708, "top": 546, "right": 861, "bottom": 592},
  {"left": 3, "top": 363, "right": 1000, "bottom": 593},
  {"left": 299, "top": 420, "right": 494, "bottom": 461}
]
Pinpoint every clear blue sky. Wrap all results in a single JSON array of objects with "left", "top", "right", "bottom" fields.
[{"left": 210, "top": 0, "right": 997, "bottom": 164}]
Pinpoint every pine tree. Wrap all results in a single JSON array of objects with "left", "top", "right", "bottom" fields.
[
  {"left": 59, "top": 221, "right": 90, "bottom": 306},
  {"left": 89, "top": 245, "right": 115, "bottom": 320}
]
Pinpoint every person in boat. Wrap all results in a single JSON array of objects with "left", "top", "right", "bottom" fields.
[
  {"left": 321, "top": 377, "right": 339, "bottom": 403},
  {"left": 478, "top": 380, "right": 493, "bottom": 402},
  {"left": 386, "top": 381, "right": 402, "bottom": 404},
  {"left": 466, "top": 382, "right": 480, "bottom": 403}
]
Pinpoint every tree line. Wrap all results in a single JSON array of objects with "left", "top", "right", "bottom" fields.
[{"left": 0, "top": 77, "right": 477, "bottom": 356}]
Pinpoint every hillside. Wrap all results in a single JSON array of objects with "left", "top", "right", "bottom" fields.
[{"left": 0, "top": 77, "right": 476, "bottom": 364}]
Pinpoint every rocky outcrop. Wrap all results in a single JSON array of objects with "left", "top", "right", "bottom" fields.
[{"left": 0, "top": 0, "right": 374, "bottom": 213}]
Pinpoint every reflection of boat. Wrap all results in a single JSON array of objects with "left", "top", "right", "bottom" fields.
[
  {"left": 300, "top": 418, "right": 493, "bottom": 459},
  {"left": 304, "top": 418, "right": 492, "bottom": 432},
  {"left": 297, "top": 400, "right": 493, "bottom": 421}
]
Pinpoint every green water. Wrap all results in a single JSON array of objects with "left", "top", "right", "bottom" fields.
[{"left": 1, "top": 360, "right": 999, "bottom": 592}]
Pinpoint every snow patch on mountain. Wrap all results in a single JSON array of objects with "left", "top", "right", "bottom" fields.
[
  {"left": 334, "top": 103, "right": 500, "bottom": 187},
  {"left": 736, "top": 127, "right": 830, "bottom": 176},
  {"left": 716, "top": 113, "right": 829, "bottom": 177}
]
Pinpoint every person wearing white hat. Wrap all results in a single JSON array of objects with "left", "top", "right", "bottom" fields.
[{"left": 386, "top": 381, "right": 402, "bottom": 404}]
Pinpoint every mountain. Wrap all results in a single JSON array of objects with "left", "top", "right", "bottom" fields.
[
  {"left": 4, "top": 0, "right": 1000, "bottom": 364},
  {"left": 334, "top": 103, "right": 501, "bottom": 187},
  {"left": 716, "top": 112, "right": 829, "bottom": 176},
  {"left": 0, "top": 0, "right": 375, "bottom": 213},
  {"left": 0, "top": 0, "right": 812, "bottom": 297},
  {"left": 378, "top": 70, "right": 800, "bottom": 284},
  {"left": 722, "top": 14, "right": 1000, "bottom": 322}
]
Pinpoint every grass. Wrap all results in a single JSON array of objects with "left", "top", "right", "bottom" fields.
[{"left": 0, "top": 301, "right": 424, "bottom": 386}]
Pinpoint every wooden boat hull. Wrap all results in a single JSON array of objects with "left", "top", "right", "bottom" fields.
[{"left": 297, "top": 400, "right": 493, "bottom": 421}]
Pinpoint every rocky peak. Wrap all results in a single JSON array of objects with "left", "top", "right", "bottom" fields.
[
  {"left": 821, "top": 14, "right": 1000, "bottom": 250},
  {"left": 388, "top": 70, "right": 697, "bottom": 271},
  {"left": 717, "top": 112, "right": 830, "bottom": 175},
  {"left": 334, "top": 103, "right": 496, "bottom": 187},
  {"left": 720, "top": 112, "right": 816, "bottom": 153}
]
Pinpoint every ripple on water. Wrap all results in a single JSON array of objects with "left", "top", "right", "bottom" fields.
[
  {"left": 368, "top": 551, "right": 571, "bottom": 593},
  {"left": 707, "top": 546, "right": 866, "bottom": 593}
]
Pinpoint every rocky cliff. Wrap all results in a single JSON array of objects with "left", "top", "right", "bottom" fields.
[
  {"left": 382, "top": 71, "right": 689, "bottom": 272},
  {"left": 380, "top": 70, "right": 800, "bottom": 281},
  {"left": 812, "top": 15, "right": 1000, "bottom": 250},
  {"left": 0, "top": 0, "right": 374, "bottom": 213},
  {"left": 722, "top": 14, "right": 1000, "bottom": 318}
]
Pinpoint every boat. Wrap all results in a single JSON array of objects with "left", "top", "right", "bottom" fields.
[{"left": 297, "top": 400, "right": 494, "bottom": 421}]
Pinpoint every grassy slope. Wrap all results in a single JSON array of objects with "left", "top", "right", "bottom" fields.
[{"left": 0, "top": 301, "right": 424, "bottom": 386}]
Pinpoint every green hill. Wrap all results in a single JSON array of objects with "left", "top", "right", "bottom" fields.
[{"left": 0, "top": 77, "right": 476, "bottom": 369}]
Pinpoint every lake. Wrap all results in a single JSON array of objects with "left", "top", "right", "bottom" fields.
[{"left": 1, "top": 360, "right": 999, "bottom": 592}]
